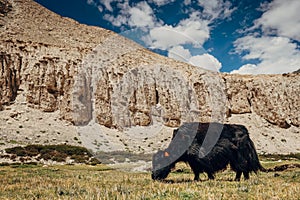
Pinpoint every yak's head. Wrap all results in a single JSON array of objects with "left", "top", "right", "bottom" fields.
[{"left": 151, "top": 150, "right": 175, "bottom": 180}]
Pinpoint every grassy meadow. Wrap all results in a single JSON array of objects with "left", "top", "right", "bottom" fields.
[{"left": 0, "top": 157, "right": 299, "bottom": 200}]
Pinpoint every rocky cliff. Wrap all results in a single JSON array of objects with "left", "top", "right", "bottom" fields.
[{"left": 0, "top": 0, "right": 299, "bottom": 154}]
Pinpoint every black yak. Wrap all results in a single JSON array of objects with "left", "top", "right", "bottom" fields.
[{"left": 152, "top": 122, "right": 265, "bottom": 181}]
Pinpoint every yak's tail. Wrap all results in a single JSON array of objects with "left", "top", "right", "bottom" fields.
[
  {"left": 240, "top": 135, "right": 266, "bottom": 173},
  {"left": 259, "top": 164, "right": 267, "bottom": 172}
]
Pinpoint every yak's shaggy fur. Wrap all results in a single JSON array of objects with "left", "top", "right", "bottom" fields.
[{"left": 152, "top": 122, "right": 264, "bottom": 181}]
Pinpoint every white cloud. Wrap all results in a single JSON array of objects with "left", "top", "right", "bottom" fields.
[
  {"left": 233, "top": 36, "right": 300, "bottom": 74},
  {"left": 96, "top": 0, "right": 234, "bottom": 51},
  {"left": 128, "top": 2, "right": 156, "bottom": 28},
  {"left": 101, "top": 1, "right": 159, "bottom": 29},
  {"left": 99, "top": 0, "right": 115, "bottom": 12},
  {"left": 148, "top": 13, "right": 210, "bottom": 50},
  {"left": 232, "top": 0, "right": 300, "bottom": 74},
  {"left": 254, "top": 0, "right": 300, "bottom": 41},
  {"left": 168, "top": 46, "right": 191, "bottom": 62},
  {"left": 184, "top": 0, "right": 191, "bottom": 6},
  {"left": 189, "top": 53, "right": 222, "bottom": 71},
  {"left": 97, "top": 5, "right": 103, "bottom": 12},
  {"left": 168, "top": 46, "right": 222, "bottom": 71},
  {"left": 87, "top": 0, "right": 96, "bottom": 6},
  {"left": 150, "top": 0, "right": 176, "bottom": 6},
  {"left": 103, "top": 14, "right": 127, "bottom": 27},
  {"left": 91, "top": 0, "right": 234, "bottom": 72},
  {"left": 197, "top": 0, "right": 235, "bottom": 21},
  {"left": 230, "top": 64, "right": 258, "bottom": 74}
]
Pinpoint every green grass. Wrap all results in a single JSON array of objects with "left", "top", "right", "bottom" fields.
[{"left": 0, "top": 159, "right": 299, "bottom": 200}]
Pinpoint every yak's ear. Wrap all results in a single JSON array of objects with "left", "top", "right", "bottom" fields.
[{"left": 164, "top": 151, "right": 170, "bottom": 157}]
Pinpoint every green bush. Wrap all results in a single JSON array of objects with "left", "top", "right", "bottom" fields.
[
  {"left": 5, "top": 145, "right": 93, "bottom": 163},
  {"left": 5, "top": 146, "right": 27, "bottom": 156},
  {"left": 70, "top": 155, "right": 89, "bottom": 163}
]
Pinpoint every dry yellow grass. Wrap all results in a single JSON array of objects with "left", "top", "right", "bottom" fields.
[{"left": 0, "top": 160, "right": 299, "bottom": 200}]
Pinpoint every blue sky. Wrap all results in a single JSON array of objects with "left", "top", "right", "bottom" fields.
[{"left": 35, "top": 0, "right": 300, "bottom": 74}]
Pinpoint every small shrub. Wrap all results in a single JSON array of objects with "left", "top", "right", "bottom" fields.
[
  {"left": 70, "top": 155, "right": 89, "bottom": 163},
  {"left": 89, "top": 157, "right": 102, "bottom": 166},
  {"left": 5, "top": 144, "right": 93, "bottom": 163},
  {"left": 5, "top": 146, "right": 27, "bottom": 156},
  {"left": 0, "top": 162, "right": 10, "bottom": 166},
  {"left": 40, "top": 150, "right": 67, "bottom": 162},
  {"left": 24, "top": 145, "right": 40, "bottom": 156}
]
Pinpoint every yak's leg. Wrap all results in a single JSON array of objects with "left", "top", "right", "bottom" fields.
[
  {"left": 207, "top": 173, "right": 215, "bottom": 180},
  {"left": 191, "top": 167, "right": 200, "bottom": 181},
  {"left": 243, "top": 171, "right": 249, "bottom": 180},
  {"left": 235, "top": 171, "right": 242, "bottom": 181},
  {"left": 193, "top": 172, "right": 200, "bottom": 181},
  {"left": 188, "top": 161, "right": 201, "bottom": 181}
]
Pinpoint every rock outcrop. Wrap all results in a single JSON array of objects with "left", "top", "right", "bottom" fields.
[
  {"left": 0, "top": 0, "right": 299, "bottom": 154},
  {"left": 223, "top": 74, "right": 299, "bottom": 128}
]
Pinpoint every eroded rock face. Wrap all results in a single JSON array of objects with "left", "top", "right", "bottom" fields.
[
  {"left": 0, "top": 40, "right": 80, "bottom": 122},
  {"left": 0, "top": 0, "right": 111, "bottom": 123},
  {"left": 73, "top": 38, "right": 222, "bottom": 128},
  {"left": 0, "top": 0, "right": 299, "bottom": 131},
  {"left": 224, "top": 74, "right": 300, "bottom": 128},
  {"left": 0, "top": 0, "right": 12, "bottom": 26}
]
